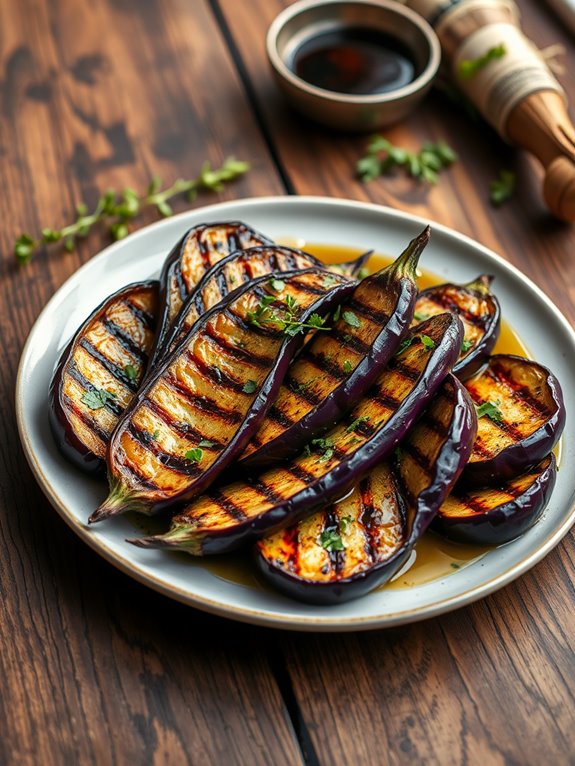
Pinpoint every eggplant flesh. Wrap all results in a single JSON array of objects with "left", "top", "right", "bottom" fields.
[
  {"left": 461, "top": 354, "right": 565, "bottom": 487},
  {"left": 434, "top": 454, "right": 556, "bottom": 545},
  {"left": 91, "top": 268, "right": 353, "bottom": 522},
  {"left": 255, "top": 374, "right": 477, "bottom": 604},
  {"left": 239, "top": 227, "right": 430, "bottom": 469},
  {"left": 414, "top": 274, "right": 500, "bottom": 380},
  {"left": 154, "top": 222, "right": 272, "bottom": 361},
  {"left": 165, "top": 245, "right": 338, "bottom": 355},
  {"left": 49, "top": 280, "right": 159, "bottom": 473},
  {"left": 128, "top": 312, "right": 464, "bottom": 555}
]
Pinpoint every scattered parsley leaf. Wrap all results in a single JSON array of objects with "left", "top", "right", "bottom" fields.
[
  {"left": 461, "top": 338, "right": 474, "bottom": 354},
  {"left": 474, "top": 400, "right": 503, "bottom": 422},
  {"left": 490, "top": 170, "right": 516, "bottom": 206},
  {"left": 420, "top": 334, "right": 436, "bottom": 351},
  {"left": 340, "top": 515, "right": 354, "bottom": 533},
  {"left": 320, "top": 528, "right": 345, "bottom": 552},
  {"left": 343, "top": 311, "right": 361, "bottom": 328},
  {"left": 269, "top": 278, "right": 286, "bottom": 292},
  {"left": 397, "top": 337, "right": 413, "bottom": 355},
  {"left": 306, "top": 437, "right": 335, "bottom": 463},
  {"left": 198, "top": 439, "right": 217, "bottom": 448},
  {"left": 123, "top": 363, "right": 138, "bottom": 382},
  {"left": 242, "top": 379, "right": 257, "bottom": 394},
  {"left": 450, "top": 562, "right": 461, "bottom": 570},
  {"left": 151, "top": 430, "right": 160, "bottom": 441},
  {"left": 81, "top": 389, "right": 117, "bottom": 410},
  {"left": 185, "top": 447, "right": 203, "bottom": 463},
  {"left": 459, "top": 43, "right": 506, "bottom": 80},
  {"left": 308, "top": 313, "right": 328, "bottom": 329},
  {"left": 343, "top": 360, "right": 353, "bottom": 373},
  {"left": 345, "top": 416, "right": 369, "bottom": 434},
  {"left": 358, "top": 137, "right": 457, "bottom": 185},
  {"left": 414, "top": 311, "right": 430, "bottom": 321}
]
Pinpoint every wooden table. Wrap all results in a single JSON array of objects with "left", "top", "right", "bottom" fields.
[{"left": 2, "top": 1, "right": 574, "bottom": 763}]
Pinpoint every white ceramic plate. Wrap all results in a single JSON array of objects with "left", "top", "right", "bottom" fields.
[{"left": 16, "top": 197, "right": 575, "bottom": 632}]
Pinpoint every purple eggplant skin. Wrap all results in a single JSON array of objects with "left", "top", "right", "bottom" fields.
[
  {"left": 461, "top": 355, "right": 566, "bottom": 488},
  {"left": 434, "top": 454, "right": 557, "bottom": 545},
  {"left": 239, "top": 226, "right": 431, "bottom": 470},
  {"left": 49, "top": 280, "right": 159, "bottom": 475},
  {"left": 128, "top": 312, "right": 464, "bottom": 555},
  {"left": 415, "top": 274, "right": 501, "bottom": 380},
  {"left": 91, "top": 269, "right": 355, "bottom": 522},
  {"left": 255, "top": 374, "right": 477, "bottom": 605},
  {"left": 152, "top": 222, "right": 273, "bottom": 363}
]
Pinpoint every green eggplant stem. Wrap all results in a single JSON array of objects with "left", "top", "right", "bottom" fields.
[
  {"left": 89, "top": 482, "right": 150, "bottom": 523},
  {"left": 127, "top": 525, "right": 205, "bottom": 556},
  {"left": 390, "top": 225, "right": 430, "bottom": 279}
]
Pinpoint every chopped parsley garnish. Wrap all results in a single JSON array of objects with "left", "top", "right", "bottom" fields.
[
  {"left": 420, "top": 334, "right": 436, "bottom": 351},
  {"left": 320, "top": 528, "right": 345, "bottom": 552},
  {"left": 474, "top": 399, "right": 503, "bottom": 422},
  {"left": 185, "top": 447, "right": 203, "bottom": 463},
  {"left": 490, "top": 169, "right": 516, "bottom": 206},
  {"left": 397, "top": 337, "right": 413, "bottom": 355},
  {"left": 461, "top": 338, "right": 474, "bottom": 354},
  {"left": 81, "top": 388, "right": 117, "bottom": 410},
  {"left": 305, "top": 437, "right": 335, "bottom": 462},
  {"left": 459, "top": 43, "right": 506, "bottom": 79},
  {"left": 343, "top": 360, "right": 353, "bottom": 373},
  {"left": 242, "top": 379, "right": 257, "bottom": 394},
  {"left": 123, "top": 363, "right": 138, "bottom": 382},
  {"left": 247, "top": 293, "right": 331, "bottom": 336},
  {"left": 357, "top": 137, "right": 457, "bottom": 185},
  {"left": 414, "top": 311, "right": 430, "bottom": 321},
  {"left": 198, "top": 439, "right": 217, "bottom": 448},
  {"left": 229, "top": 275, "right": 236, "bottom": 284},
  {"left": 340, "top": 515, "right": 354, "bottom": 533},
  {"left": 151, "top": 430, "right": 160, "bottom": 441},
  {"left": 450, "top": 562, "right": 461, "bottom": 570},
  {"left": 343, "top": 311, "right": 361, "bottom": 328},
  {"left": 269, "top": 277, "right": 285, "bottom": 292},
  {"left": 345, "top": 416, "right": 369, "bottom": 434}
]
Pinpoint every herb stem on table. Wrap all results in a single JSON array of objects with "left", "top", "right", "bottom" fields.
[
  {"left": 357, "top": 136, "right": 457, "bottom": 185},
  {"left": 14, "top": 157, "right": 250, "bottom": 265}
]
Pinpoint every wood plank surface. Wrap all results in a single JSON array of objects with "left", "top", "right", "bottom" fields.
[
  {"left": 215, "top": 0, "right": 575, "bottom": 763},
  {"left": 0, "top": 1, "right": 300, "bottom": 764}
]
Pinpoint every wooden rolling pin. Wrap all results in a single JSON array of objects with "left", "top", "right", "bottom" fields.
[{"left": 402, "top": 0, "right": 575, "bottom": 221}]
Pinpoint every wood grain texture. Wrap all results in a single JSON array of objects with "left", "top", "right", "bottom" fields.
[
  {"left": 216, "top": 0, "right": 575, "bottom": 763},
  {"left": 0, "top": 0, "right": 300, "bottom": 764}
]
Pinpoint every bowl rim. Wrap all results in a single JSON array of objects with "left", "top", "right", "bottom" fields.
[{"left": 266, "top": 0, "right": 442, "bottom": 105}]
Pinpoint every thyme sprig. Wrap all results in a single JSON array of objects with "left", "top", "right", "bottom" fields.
[
  {"left": 247, "top": 291, "right": 331, "bottom": 337},
  {"left": 14, "top": 157, "right": 250, "bottom": 265}
]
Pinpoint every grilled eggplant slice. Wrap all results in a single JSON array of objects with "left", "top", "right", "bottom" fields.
[
  {"left": 49, "top": 281, "right": 159, "bottom": 473},
  {"left": 129, "top": 312, "right": 463, "bottom": 555},
  {"left": 255, "top": 374, "right": 477, "bottom": 604},
  {"left": 239, "top": 227, "right": 430, "bottom": 469},
  {"left": 90, "top": 268, "right": 353, "bottom": 522},
  {"left": 166, "top": 245, "right": 334, "bottom": 354},
  {"left": 461, "top": 355, "right": 565, "bottom": 487},
  {"left": 154, "top": 222, "right": 273, "bottom": 360},
  {"left": 414, "top": 275, "right": 500, "bottom": 379},
  {"left": 435, "top": 454, "right": 556, "bottom": 544}
]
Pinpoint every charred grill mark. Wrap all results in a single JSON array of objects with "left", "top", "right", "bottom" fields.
[
  {"left": 288, "top": 277, "right": 327, "bottom": 296},
  {"left": 216, "top": 270, "right": 229, "bottom": 302},
  {"left": 358, "top": 478, "right": 377, "bottom": 563},
  {"left": 67, "top": 364, "right": 124, "bottom": 416},
  {"left": 286, "top": 376, "right": 322, "bottom": 406},
  {"left": 127, "top": 423, "right": 202, "bottom": 476},
  {"left": 226, "top": 230, "right": 242, "bottom": 255},
  {"left": 124, "top": 299, "right": 156, "bottom": 331},
  {"left": 266, "top": 405, "right": 296, "bottom": 428},
  {"left": 208, "top": 488, "right": 247, "bottom": 522},
  {"left": 323, "top": 508, "right": 344, "bottom": 574},
  {"left": 224, "top": 307, "right": 283, "bottom": 339},
  {"left": 338, "top": 332, "right": 371, "bottom": 355},
  {"left": 175, "top": 264, "right": 188, "bottom": 302},
  {"left": 103, "top": 318, "right": 148, "bottom": 364},
  {"left": 62, "top": 393, "right": 110, "bottom": 443},
  {"left": 143, "top": 398, "right": 206, "bottom": 443},
  {"left": 79, "top": 338, "right": 139, "bottom": 393},
  {"left": 424, "top": 292, "right": 489, "bottom": 327},
  {"left": 184, "top": 348, "right": 247, "bottom": 394},
  {"left": 387, "top": 357, "right": 421, "bottom": 382},
  {"left": 402, "top": 441, "right": 434, "bottom": 473},
  {"left": 305, "top": 351, "right": 347, "bottom": 380},
  {"left": 246, "top": 478, "right": 286, "bottom": 506},
  {"left": 490, "top": 364, "right": 553, "bottom": 417},
  {"left": 163, "top": 374, "right": 243, "bottom": 424},
  {"left": 205, "top": 325, "right": 273, "bottom": 368},
  {"left": 372, "top": 391, "right": 401, "bottom": 412},
  {"left": 120, "top": 461, "right": 161, "bottom": 491},
  {"left": 420, "top": 411, "right": 450, "bottom": 440},
  {"left": 289, "top": 464, "right": 317, "bottom": 484},
  {"left": 347, "top": 297, "right": 390, "bottom": 325},
  {"left": 285, "top": 525, "right": 300, "bottom": 575},
  {"left": 466, "top": 387, "right": 525, "bottom": 442},
  {"left": 471, "top": 440, "right": 494, "bottom": 458}
]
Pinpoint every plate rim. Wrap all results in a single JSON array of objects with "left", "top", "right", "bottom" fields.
[{"left": 15, "top": 195, "right": 575, "bottom": 632}]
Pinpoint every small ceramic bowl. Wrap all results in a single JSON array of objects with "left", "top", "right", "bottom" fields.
[{"left": 266, "top": 0, "right": 441, "bottom": 132}]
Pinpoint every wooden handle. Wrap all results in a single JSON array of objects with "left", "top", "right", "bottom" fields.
[{"left": 506, "top": 90, "right": 575, "bottom": 221}]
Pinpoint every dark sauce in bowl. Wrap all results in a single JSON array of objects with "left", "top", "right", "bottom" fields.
[{"left": 291, "top": 27, "right": 418, "bottom": 96}]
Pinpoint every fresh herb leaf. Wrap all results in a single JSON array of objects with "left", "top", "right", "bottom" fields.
[
  {"left": 340, "top": 515, "right": 354, "bottom": 533},
  {"left": 320, "top": 528, "right": 345, "bottom": 552},
  {"left": 420, "top": 334, "right": 436, "bottom": 351},
  {"left": 343, "top": 360, "right": 353, "bottom": 373},
  {"left": 124, "top": 363, "right": 138, "bottom": 382},
  {"left": 322, "top": 274, "right": 339, "bottom": 288},
  {"left": 358, "top": 137, "right": 457, "bottom": 186},
  {"left": 308, "top": 313, "right": 328, "bottom": 329},
  {"left": 450, "top": 562, "right": 461, "bottom": 570},
  {"left": 490, "top": 170, "right": 516, "bottom": 206},
  {"left": 185, "top": 447, "right": 203, "bottom": 463},
  {"left": 198, "top": 439, "right": 217, "bottom": 448},
  {"left": 343, "top": 311, "right": 361, "bottom": 328},
  {"left": 345, "top": 416, "right": 369, "bottom": 433},
  {"left": 414, "top": 311, "right": 430, "bottom": 321},
  {"left": 397, "top": 337, "right": 413, "bottom": 355},
  {"left": 269, "top": 278, "right": 286, "bottom": 292},
  {"left": 306, "top": 437, "right": 335, "bottom": 463},
  {"left": 461, "top": 338, "right": 474, "bottom": 354},
  {"left": 459, "top": 43, "right": 506, "bottom": 80},
  {"left": 474, "top": 399, "right": 503, "bottom": 422},
  {"left": 151, "top": 430, "right": 160, "bottom": 441},
  {"left": 242, "top": 379, "right": 257, "bottom": 394},
  {"left": 81, "top": 389, "right": 117, "bottom": 410},
  {"left": 247, "top": 292, "right": 331, "bottom": 336},
  {"left": 333, "top": 305, "right": 342, "bottom": 322}
]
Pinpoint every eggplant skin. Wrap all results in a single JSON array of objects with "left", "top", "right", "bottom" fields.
[
  {"left": 461, "top": 354, "right": 566, "bottom": 487},
  {"left": 49, "top": 280, "right": 159, "bottom": 474},
  {"left": 254, "top": 374, "right": 476, "bottom": 605},
  {"left": 92, "top": 269, "right": 354, "bottom": 522},
  {"left": 415, "top": 274, "right": 501, "bottom": 380},
  {"left": 128, "top": 312, "right": 464, "bottom": 556},
  {"left": 434, "top": 454, "right": 557, "bottom": 545}
]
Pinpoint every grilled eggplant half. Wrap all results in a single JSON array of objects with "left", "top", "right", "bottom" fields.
[
  {"left": 239, "top": 227, "right": 430, "bottom": 469},
  {"left": 435, "top": 454, "right": 556, "bottom": 545},
  {"left": 255, "top": 374, "right": 477, "bottom": 604},
  {"left": 49, "top": 280, "right": 159, "bottom": 473},
  {"left": 154, "top": 222, "right": 273, "bottom": 360},
  {"left": 166, "top": 245, "right": 338, "bottom": 354},
  {"left": 414, "top": 275, "right": 500, "bottom": 379},
  {"left": 129, "top": 312, "right": 463, "bottom": 555},
  {"left": 461, "top": 355, "right": 565, "bottom": 487},
  {"left": 91, "top": 268, "right": 353, "bottom": 522}
]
